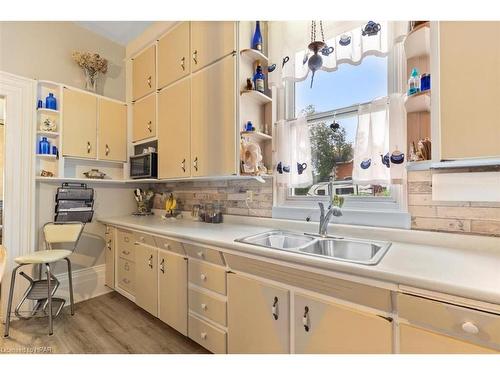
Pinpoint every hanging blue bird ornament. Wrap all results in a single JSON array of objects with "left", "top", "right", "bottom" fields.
[{"left": 307, "top": 21, "right": 332, "bottom": 88}]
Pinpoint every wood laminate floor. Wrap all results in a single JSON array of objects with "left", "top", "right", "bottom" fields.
[{"left": 0, "top": 292, "right": 209, "bottom": 354}]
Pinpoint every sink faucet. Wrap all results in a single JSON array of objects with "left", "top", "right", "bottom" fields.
[{"left": 318, "top": 177, "right": 343, "bottom": 237}]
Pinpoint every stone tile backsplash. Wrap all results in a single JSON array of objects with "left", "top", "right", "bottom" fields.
[
  {"left": 408, "top": 170, "right": 500, "bottom": 236},
  {"left": 151, "top": 178, "right": 273, "bottom": 218}
]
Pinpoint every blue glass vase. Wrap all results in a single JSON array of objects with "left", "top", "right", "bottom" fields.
[
  {"left": 45, "top": 93, "right": 57, "bottom": 110},
  {"left": 38, "top": 137, "right": 51, "bottom": 154}
]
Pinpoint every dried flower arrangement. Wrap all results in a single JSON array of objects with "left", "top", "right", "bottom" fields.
[{"left": 72, "top": 51, "right": 108, "bottom": 92}]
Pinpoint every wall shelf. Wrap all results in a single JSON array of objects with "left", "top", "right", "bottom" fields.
[
  {"left": 240, "top": 130, "right": 272, "bottom": 141},
  {"left": 240, "top": 48, "right": 269, "bottom": 65},
  {"left": 404, "top": 22, "right": 430, "bottom": 59},
  {"left": 240, "top": 90, "right": 272, "bottom": 104},
  {"left": 405, "top": 91, "right": 431, "bottom": 113},
  {"left": 37, "top": 108, "right": 59, "bottom": 114},
  {"left": 36, "top": 154, "right": 57, "bottom": 159},
  {"left": 37, "top": 131, "right": 60, "bottom": 137}
]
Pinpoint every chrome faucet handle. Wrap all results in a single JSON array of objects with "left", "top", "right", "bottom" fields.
[{"left": 318, "top": 202, "right": 325, "bottom": 222}]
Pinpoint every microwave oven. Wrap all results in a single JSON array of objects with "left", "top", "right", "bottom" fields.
[{"left": 130, "top": 152, "right": 158, "bottom": 179}]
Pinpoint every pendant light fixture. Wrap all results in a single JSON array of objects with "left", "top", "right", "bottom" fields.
[{"left": 305, "top": 20, "right": 334, "bottom": 88}]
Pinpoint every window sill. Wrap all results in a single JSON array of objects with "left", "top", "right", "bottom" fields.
[{"left": 272, "top": 206, "right": 411, "bottom": 229}]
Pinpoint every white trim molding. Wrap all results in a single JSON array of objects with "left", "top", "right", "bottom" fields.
[{"left": 0, "top": 71, "right": 37, "bottom": 322}]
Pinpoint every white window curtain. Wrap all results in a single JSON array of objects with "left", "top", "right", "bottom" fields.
[
  {"left": 352, "top": 94, "right": 406, "bottom": 185},
  {"left": 268, "top": 21, "right": 389, "bottom": 87},
  {"left": 274, "top": 117, "right": 313, "bottom": 188}
]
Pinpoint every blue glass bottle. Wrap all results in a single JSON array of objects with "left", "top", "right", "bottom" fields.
[
  {"left": 45, "top": 93, "right": 57, "bottom": 110},
  {"left": 252, "top": 21, "right": 263, "bottom": 51},
  {"left": 253, "top": 65, "right": 265, "bottom": 93},
  {"left": 38, "top": 137, "right": 50, "bottom": 154}
]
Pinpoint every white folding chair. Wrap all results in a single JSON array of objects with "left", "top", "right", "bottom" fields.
[{"left": 3, "top": 221, "right": 84, "bottom": 336}]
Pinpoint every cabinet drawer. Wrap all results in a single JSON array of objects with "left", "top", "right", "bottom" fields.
[
  {"left": 133, "top": 232, "right": 156, "bottom": 247},
  {"left": 117, "top": 257, "right": 135, "bottom": 294},
  {"left": 153, "top": 236, "right": 185, "bottom": 256},
  {"left": 398, "top": 293, "right": 500, "bottom": 350},
  {"left": 184, "top": 243, "right": 225, "bottom": 266},
  {"left": 117, "top": 229, "right": 134, "bottom": 261},
  {"left": 189, "top": 287, "right": 227, "bottom": 326},
  {"left": 188, "top": 314, "right": 227, "bottom": 354},
  {"left": 188, "top": 259, "right": 226, "bottom": 295}
]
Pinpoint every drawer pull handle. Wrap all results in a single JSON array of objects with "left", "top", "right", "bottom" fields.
[
  {"left": 272, "top": 296, "right": 279, "bottom": 320},
  {"left": 105, "top": 144, "right": 110, "bottom": 156},
  {"left": 123, "top": 278, "right": 130, "bottom": 284},
  {"left": 124, "top": 236, "right": 129, "bottom": 243},
  {"left": 200, "top": 332, "right": 207, "bottom": 340},
  {"left": 164, "top": 243, "right": 170, "bottom": 250},
  {"left": 200, "top": 273, "right": 207, "bottom": 281},
  {"left": 147, "top": 75, "right": 152, "bottom": 88},
  {"left": 181, "top": 158, "right": 186, "bottom": 172},
  {"left": 106, "top": 239, "right": 112, "bottom": 250},
  {"left": 160, "top": 258, "right": 165, "bottom": 274},
  {"left": 192, "top": 50, "right": 198, "bottom": 65},
  {"left": 87, "top": 141, "right": 91, "bottom": 153},
  {"left": 462, "top": 322, "right": 479, "bottom": 335},
  {"left": 148, "top": 255, "right": 153, "bottom": 269},
  {"left": 181, "top": 56, "right": 186, "bottom": 71},
  {"left": 122, "top": 250, "right": 130, "bottom": 256},
  {"left": 140, "top": 236, "right": 145, "bottom": 242},
  {"left": 303, "top": 306, "right": 310, "bottom": 332},
  {"left": 124, "top": 263, "right": 130, "bottom": 271},
  {"left": 201, "top": 303, "right": 207, "bottom": 311},
  {"left": 197, "top": 251, "right": 204, "bottom": 258},
  {"left": 147, "top": 121, "right": 152, "bottom": 132},
  {"left": 193, "top": 157, "right": 198, "bottom": 171}
]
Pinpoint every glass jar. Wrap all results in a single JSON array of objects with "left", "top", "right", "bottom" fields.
[
  {"left": 212, "top": 201, "right": 223, "bottom": 224},
  {"left": 204, "top": 203, "right": 214, "bottom": 223}
]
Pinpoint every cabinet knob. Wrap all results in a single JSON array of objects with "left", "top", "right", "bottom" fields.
[
  {"left": 160, "top": 258, "right": 165, "bottom": 274},
  {"left": 192, "top": 50, "right": 198, "bottom": 65},
  {"left": 181, "top": 56, "right": 186, "bottom": 71},
  {"left": 462, "top": 322, "right": 479, "bottom": 335},
  {"left": 87, "top": 141, "right": 91, "bottom": 153},
  {"left": 201, "top": 303, "right": 207, "bottom": 311},
  {"left": 105, "top": 144, "right": 110, "bottom": 156},
  {"left": 200, "top": 332, "right": 207, "bottom": 340},
  {"left": 147, "top": 121, "right": 152, "bottom": 132},
  {"left": 193, "top": 157, "right": 198, "bottom": 171},
  {"left": 272, "top": 296, "right": 279, "bottom": 320},
  {"left": 181, "top": 158, "right": 186, "bottom": 172},
  {"left": 147, "top": 75, "right": 152, "bottom": 88},
  {"left": 200, "top": 273, "right": 207, "bottom": 281},
  {"left": 303, "top": 306, "right": 310, "bottom": 332}
]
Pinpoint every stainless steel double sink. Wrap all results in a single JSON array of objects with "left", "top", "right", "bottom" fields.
[{"left": 235, "top": 230, "right": 391, "bottom": 265}]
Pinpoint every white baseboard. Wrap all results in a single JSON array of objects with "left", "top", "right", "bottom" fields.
[{"left": 55, "top": 264, "right": 112, "bottom": 305}]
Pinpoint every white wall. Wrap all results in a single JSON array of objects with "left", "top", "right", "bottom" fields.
[{"left": 0, "top": 22, "right": 126, "bottom": 100}]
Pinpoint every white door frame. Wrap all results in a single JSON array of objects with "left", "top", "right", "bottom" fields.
[{"left": 0, "top": 71, "right": 36, "bottom": 322}]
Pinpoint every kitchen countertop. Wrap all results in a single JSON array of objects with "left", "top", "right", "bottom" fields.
[{"left": 99, "top": 214, "right": 500, "bottom": 308}]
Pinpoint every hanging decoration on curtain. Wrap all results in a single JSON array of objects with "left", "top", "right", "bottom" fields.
[{"left": 304, "top": 21, "right": 335, "bottom": 88}]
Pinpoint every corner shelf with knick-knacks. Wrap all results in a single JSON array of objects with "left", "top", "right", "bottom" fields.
[
  {"left": 36, "top": 80, "right": 62, "bottom": 178},
  {"left": 238, "top": 21, "right": 274, "bottom": 178},
  {"left": 403, "top": 21, "right": 432, "bottom": 169}
]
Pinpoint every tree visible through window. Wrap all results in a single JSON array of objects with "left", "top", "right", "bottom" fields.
[{"left": 292, "top": 55, "right": 389, "bottom": 198}]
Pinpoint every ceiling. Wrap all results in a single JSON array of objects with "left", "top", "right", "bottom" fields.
[{"left": 75, "top": 21, "right": 154, "bottom": 45}]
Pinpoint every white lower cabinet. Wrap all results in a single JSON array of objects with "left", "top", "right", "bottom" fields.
[
  {"left": 158, "top": 250, "right": 188, "bottom": 335},
  {"left": 134, "top": 243, "right": 158, "bottom": 316},
  {"left": 227, "top": 273, "right": 290, "bottom": 354},
  {"left": 294, "top": 293, "right": 393, "bottom": 354},
  {"left": 104, "top": 227, "right": 115, "bottom": 288}
]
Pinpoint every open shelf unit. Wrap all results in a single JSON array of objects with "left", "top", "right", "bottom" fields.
[
  {"left": 238, "top": 22, "right": 274, "bottom": 177},
  {"left": 404, "top": 22, "right": 432, "bottom": 165}
]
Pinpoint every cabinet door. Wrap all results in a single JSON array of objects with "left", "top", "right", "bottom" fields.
[
  {"left": 158, "top": 22, "right": 190, "bottom": 89},
  {"left": 400, "top": 324, "right": 496, "bottom": 354},
  {"left": 133, "top": 45, "right": 156, "bottom": 101},
  {"left": 294, "top": 293, "right": 392, "bottom": 354},
  {"left": 62, "top": 88, "right": 97, "bottom": 159},
  {"left": 158, "top": 78, "right": 190, "bottom": 179},
  {"left": 132, "top": 94, "right": 156, "bottom": 142},
  {"left": 191, "top": 21, "right": 235, "bottom": 71},
  {"left": 191, "top": 55, "right": 236, "bottom": 177},
  {"left": 104, "top": 227, "right": 115, "bottom": 288},
  {"left": 98, "top": 98, "right": 127, "bottom": 162},
  {"left": 439, "top": 22, "right": 500, "bottom": 159},
  {"left": 227, "top": 273, "right": 290, "bottom": 354},
  {"left": 135, "top": 243, "right": 158, "bottom": 316},
  {"left": 158, "top": 250, "right": 188, "bottom": 335}
]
